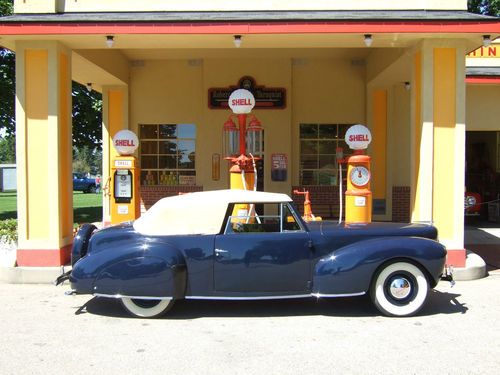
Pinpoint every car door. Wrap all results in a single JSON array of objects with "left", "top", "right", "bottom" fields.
[{"left": 213, "top": 202, "right": 312, "bottom": 294}]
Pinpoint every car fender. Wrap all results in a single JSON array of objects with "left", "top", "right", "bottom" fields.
[
  {"left": 94, "top": 255, "right": 186, "bottom": 298},
  {"left": 71, "top": 236, "right": 187, "bottom": 298},
  {"left": 312, "top": 236, "right": 446, "bottom": 296}
]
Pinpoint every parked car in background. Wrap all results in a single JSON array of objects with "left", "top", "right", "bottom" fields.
[
  {"left": 58, "top": 189, "right": 447, "bottom": 318},
  {"left": 72, "top": 173, "right": 97, "bottom": 193}
]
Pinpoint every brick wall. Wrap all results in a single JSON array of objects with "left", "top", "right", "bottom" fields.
[
  {"left": 392, "top": 186, "right": 411, "bottom": 223},
  {"left": 140, "top": 185, "right": 203, "bottom": 212},
  {"left": 292, "top": 186, "right": 345, "bottom": 219}
]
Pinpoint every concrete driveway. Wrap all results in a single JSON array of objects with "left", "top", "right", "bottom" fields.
[{"left": 0, "top": 276, "right": 499, "bottom": 375}]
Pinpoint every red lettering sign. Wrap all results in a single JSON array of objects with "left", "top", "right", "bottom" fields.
[
  {"left": 349, "top": 134, "right": 369, "bottom": 142},
  {"left": 115, "top": 140, "right": 135, "bottom": 147}
]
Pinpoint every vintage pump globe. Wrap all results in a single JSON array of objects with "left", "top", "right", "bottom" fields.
[
  {"left": 228, "top": 89, "right": 255, "bottom": 114},
  {"left": 113, "top": 130, "right": 139, "bottom": 155},
  {"left": 345, "top": 124, "right": 372, "bottom": 150}
]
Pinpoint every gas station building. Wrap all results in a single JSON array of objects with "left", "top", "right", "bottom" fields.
[{"left": 0, "top": 0, "right": 499, "bottom": 269}]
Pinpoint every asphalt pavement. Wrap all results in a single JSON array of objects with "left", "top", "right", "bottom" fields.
[{"left": 0, "top": 275, "right": 499, "bottom": 375}]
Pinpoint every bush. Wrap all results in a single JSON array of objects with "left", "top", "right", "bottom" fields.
[{"left": 0, "top": 219, "right": 17, "bottom": 243}]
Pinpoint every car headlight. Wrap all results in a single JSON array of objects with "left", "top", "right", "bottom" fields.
[{"left": 465, "top": 195, "right": 477, "bottom": 208}]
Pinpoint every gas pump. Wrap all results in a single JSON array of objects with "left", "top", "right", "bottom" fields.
[
  {"left": 110, "top": 130, "right": 141, "bottom": 224},
  {"left": 222, "top": 89, "right": 263, "bottom": 222},
  {"left": 344, "top": 125, "right": 372, "bottom": 224}
]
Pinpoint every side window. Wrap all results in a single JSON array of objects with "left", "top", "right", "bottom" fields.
[{"left": 224, "top": 202, "right": 302, "bottom": 234}]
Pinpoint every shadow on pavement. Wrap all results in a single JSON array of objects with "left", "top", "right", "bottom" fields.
[{"left": 76, "top": 289, "right": 467, "bottom": 319}]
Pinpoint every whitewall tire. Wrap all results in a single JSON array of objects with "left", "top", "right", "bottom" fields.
[
  {"left": 370, "top": 262, "right": 429, "bottom": 317},
  {"left": 121, "top": 297, "right": 173, "bottom": 318}
]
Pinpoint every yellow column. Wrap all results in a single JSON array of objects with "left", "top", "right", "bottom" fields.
[
  {"left": 102, "top": 86, "right": 129, "bottom": 225},
  {"left": 433, "top": 47, "right": 466, "bottom": 267},
  {"left": 15, "top": 41, "right": 73, "bottom": 266},
  {"left": 411, "top": 42, "right": 466, "bottom": 267},
  {"left": 372, "top": 89, "right": 387, "bottom": 213}
]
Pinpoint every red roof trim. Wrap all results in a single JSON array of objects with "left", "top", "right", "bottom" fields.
[
  {"left": 1, "top": 21, "right": 500, "bottom": 35},
  {"left": 466, "top": 76, "right": 500, "bottom": 84}
]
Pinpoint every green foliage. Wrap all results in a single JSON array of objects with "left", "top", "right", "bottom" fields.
[
  {"left": 72, "top": 82, "right": 103, "bottom": 150},
  {"left": 0, "top": 218, "right": 17, "bottom": 243},
  {"left": 0, "top": 135, "right": 15, "bottom": 163},
  {"left": 0, "top": 0, "right": 13, "bottom": 17},
  {"left": 0, "top": 50, "right": 15, "bottom": 137},
  {"left": 468, "top": 0, "right": 500, "bottom": 16},
  {"left": 73, "top": 145, "right": 102, "bottom": 175}
]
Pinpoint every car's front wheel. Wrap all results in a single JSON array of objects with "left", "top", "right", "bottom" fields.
[
  {"left": 121, "top": 297, "right": 174, "bottom": 318},
  {"left": 370, "top": 261, "right": 429, "bottom": 317}
]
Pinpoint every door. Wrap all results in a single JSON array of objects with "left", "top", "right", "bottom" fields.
[{"left": 214, "top": 202, "right": 311, "bottom": 294}]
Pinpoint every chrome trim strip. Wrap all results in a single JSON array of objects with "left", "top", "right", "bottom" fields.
[
  {"left": 94, "top": 293, "right": 172, "bottom": 300},
  {"left": 311, "top": 292, "right": 365, "bottom": 298},
  {"left": 186, "top": 294, "right": 311, "bottom": 301},
  {"left": 186, "top": 292, "right": 365, "bottom": 300}
]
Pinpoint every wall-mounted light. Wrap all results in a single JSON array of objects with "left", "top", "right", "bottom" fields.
[
  {"left": 364, "top": 34, "right": 373, "bottom": 47},
  {"left": 404, "top": 82, "right": 411, "bottom": 91},
  {"left": 86, "top": 83, "right": 92, "bottom": 92},
  {"left": 483, "top": 35, "right": 492, "bottom": 47},
  {"left": 233, "top": 35, "right": 242, "bottom": 48},
  {"left": 106, "top": 35, "right": 114, "bottom": 48}
]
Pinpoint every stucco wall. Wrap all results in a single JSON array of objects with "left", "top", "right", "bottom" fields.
[{"left": 466, "top": 85, "right": 500, "bottom": 131}]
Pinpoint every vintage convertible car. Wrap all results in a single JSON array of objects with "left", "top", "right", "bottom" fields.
[{"left": 59, "top": 189, "right": 447, "bottom": 318}]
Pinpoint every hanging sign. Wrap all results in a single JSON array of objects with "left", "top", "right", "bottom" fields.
[
  {"left": 209, "top": 76, "right": 286, "bottom": 109},
  {"left": 271, "top": 153, "right": 287, "bottom": 182},
  {"left": 113, "top": 130, "right": 139, "bottom": 155},
  {"left": 345, "top": 124, "right": 372, "bottom": 150}
]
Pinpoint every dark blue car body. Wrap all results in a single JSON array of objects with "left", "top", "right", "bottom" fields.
[{"left": 65, "top": 190, "right": 447, "bottom": 318}]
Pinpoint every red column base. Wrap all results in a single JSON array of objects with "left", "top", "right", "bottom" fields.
[
  {"left": 17, "top": 244, "right": 72, "bottom": 267},
  {"left": 446, "top": 248, "right": 466, "bottom": 268}
]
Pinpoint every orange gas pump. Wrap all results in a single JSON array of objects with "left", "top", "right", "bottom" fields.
[
  {"left": 293, "top": 190, "right": 322, "bottom": 222},
  {"left": 344, "top": 125, "right": 372, "bottom": 224},
  {"left": 345, "top": 153, "right": 372, "bottom": 224}
]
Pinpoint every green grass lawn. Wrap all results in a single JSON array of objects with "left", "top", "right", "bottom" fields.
[{"left": 0, "top": 191, "right": 103, "bottom": 224}]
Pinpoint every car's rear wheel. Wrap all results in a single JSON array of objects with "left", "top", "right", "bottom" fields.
[
  {"left": 86, "top": 185, "right": 96, "bottom": 194},
  {"left": 370, "top": 261, "right": 429, "bottom": 317},
  {"left": 121, "top": 297, "right": 174, "bottom": 318}
]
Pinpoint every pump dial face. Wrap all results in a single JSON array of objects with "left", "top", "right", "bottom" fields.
[{"left": 350, "top": 166, "right": 371, "bottom": 187}]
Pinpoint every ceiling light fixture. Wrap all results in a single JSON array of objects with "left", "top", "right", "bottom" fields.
[
  {"left": 105, "top": 35, "right": 114, "bottom": 48},
  {"left": 404, "top": 82, "right": 411, "bottom": 91},
  {"left": 86, "top": 83, "right": 92, "bottom": 92},
  {"left": 483, "top": 35, "right": 492, "bottom": 47},
  {"left": 364, "top": 34, "right": 373, "bottom": 47},
  {"left": 233, "top": 35, "right": 242, "bottom": 48}
]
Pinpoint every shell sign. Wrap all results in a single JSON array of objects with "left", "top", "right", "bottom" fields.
[
  {"left": 113, "top": 130, "right": 139, "bottom": 155},
  {"left": 228, "top": 89, "right": 255, "bottom": 114},
  {"left": 345, "top": 124, "right": 372, "bottom": 150}
]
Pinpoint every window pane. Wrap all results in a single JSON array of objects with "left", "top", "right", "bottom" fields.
[
  {"left": 300, "top": 154, "right": 318, "bottom": 169},
  {"left": 318, "top": 170, "right": 337, "bottom": 185},
  {"left": 318, "top": 140, "right": 336, "bottom": 154},
  {"left": 300, "top": 124, "right": 317, "bottom": 139},
  {"left": 318, "top": 124, "right": 336, "bottom": 139},
  {"left": 140, "top": 125, "right": 157, "bottom": 139},
  {"left": 159, "top": 155, "right": 177, "bottom": 169},
  {"left": 338, "top": 124, "right": 351, "bottom": 140},
  {"left": 300, "top": 140, "right": 317, "bottom": 154},
  {"left": 177, "top": 124, "right": 196, "bottom": 139},
  {"left": 179, "top": 171, "right": 196, "bottom": 186},
  {"left": 141, "top": 170, "right": 157, "bottom": 185},
  {"left": 300, "top": 170, "right": 317, "bottom": 185},
  {"left": 141, "top": 141, "right": 157, "bottom": 154},
  {"left": 159, "top": 124, "right": 176, "bottom": 139},
  {"left": 159, "top": 140, "right": 177, "bottom": 154},
  {"left": 319, "top": 154, "right": 336, "bottom": 169},
  {"left": 141, "top": 156, "right": 157, "bottom": 169}
]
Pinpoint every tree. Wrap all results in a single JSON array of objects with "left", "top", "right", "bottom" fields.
[
  {"left": 73, "top": 146, "right": 102, "bottom": 175},
  {"left": 0, "top": 135, "right": 15, "bottom": 163},
  {"left": 468, "top": 0, "right": 500, "bottom": 16},
  {"left": 72, "top": 82, "right": 103, "bottom": 150}
]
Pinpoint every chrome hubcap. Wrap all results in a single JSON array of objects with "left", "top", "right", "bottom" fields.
[{"left": 389, "top": 277, "right": 412, "bottom": 300}]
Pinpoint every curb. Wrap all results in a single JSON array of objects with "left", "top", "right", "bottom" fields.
[
  {"left": 0, "top": 266, "right": 68, "bottom": 284},
  {"left": 451, "top": 250, "right": 487, "bottom": 281}
]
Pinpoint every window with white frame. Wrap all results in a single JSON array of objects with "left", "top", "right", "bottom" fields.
[
  {"left": 299, "top": 123, "right": 352, "bottom": 185},
  {"left": 139, "top": 124, "right": 196, "bottom": 186}
]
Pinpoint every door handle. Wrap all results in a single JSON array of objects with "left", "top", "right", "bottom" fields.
[{"left": 215, "top": 248, "right": 229, "bottom": 257}]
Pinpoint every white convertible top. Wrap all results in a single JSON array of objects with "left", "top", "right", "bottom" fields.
[{"left": 133, "top": 189, "right": 292, "bottom": 236}]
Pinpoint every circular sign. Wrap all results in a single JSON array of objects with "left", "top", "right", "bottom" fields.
[
  {"left": 345, "top": 124, "right": 372, "bottom": 150},
  {"left": 350, "top": 166, "right": 371, "bottom": 187},
  {"left": 113, "top": 130, "right": 139, "bottom": 155},
  {"left": 228, "top": 89, "right": 255, "bottom": 114}
]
